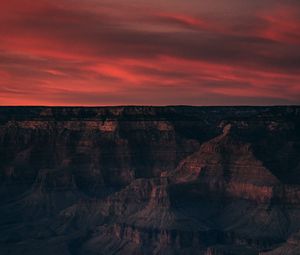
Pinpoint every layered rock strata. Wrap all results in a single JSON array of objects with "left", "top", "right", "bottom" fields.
[{"left": 0, "top": 106, "right": 299, "bottom": 255}]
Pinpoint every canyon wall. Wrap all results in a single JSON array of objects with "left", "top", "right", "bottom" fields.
[{"left": 0, "top": 106, "right": 300, "bottom": 255}]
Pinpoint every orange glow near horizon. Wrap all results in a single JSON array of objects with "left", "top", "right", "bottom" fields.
[{"left": 0, "top": 0, "right": 299, "bottom": 105}]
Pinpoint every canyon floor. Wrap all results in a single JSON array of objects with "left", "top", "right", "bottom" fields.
[{"left": 0, "top": 106, "right": 300, "bottom": 255}]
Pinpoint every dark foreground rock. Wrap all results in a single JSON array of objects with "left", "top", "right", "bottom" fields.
[{"left": 0, "top": 106, "right": 300, "bottom": 255}]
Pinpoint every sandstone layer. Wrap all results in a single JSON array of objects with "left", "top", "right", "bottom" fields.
[{"left": 0, "top": 106, "right": 300, "bottom": 254}]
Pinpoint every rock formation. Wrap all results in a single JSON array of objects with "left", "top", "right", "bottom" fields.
[{"left": 0, "top": 106, "right": 300, "bottom": 254}]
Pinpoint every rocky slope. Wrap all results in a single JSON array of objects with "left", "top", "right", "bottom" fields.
[{"left": 0, "top": 106, "right": 300, "bottom": 255}]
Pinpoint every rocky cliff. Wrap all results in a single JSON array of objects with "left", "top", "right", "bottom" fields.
[{"left": 0, "top": 106, "right": 300, "bottom": 255}]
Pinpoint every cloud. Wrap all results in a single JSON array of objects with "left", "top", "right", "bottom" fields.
[{"left": 0, "top": 0, "right": 299, "bottom": 105}]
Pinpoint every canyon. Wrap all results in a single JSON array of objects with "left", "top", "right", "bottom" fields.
[{"left": 0, "top": 106, "right": 300, "bottom": 255}]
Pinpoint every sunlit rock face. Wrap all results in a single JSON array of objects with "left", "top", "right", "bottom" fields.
[{"left": 0, "top": 106, "right": 300, "bottom": 255}]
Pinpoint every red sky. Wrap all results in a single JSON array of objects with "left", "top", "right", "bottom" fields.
[{"left": 0, "top": 0, "right": 300, "bottom": 105}]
